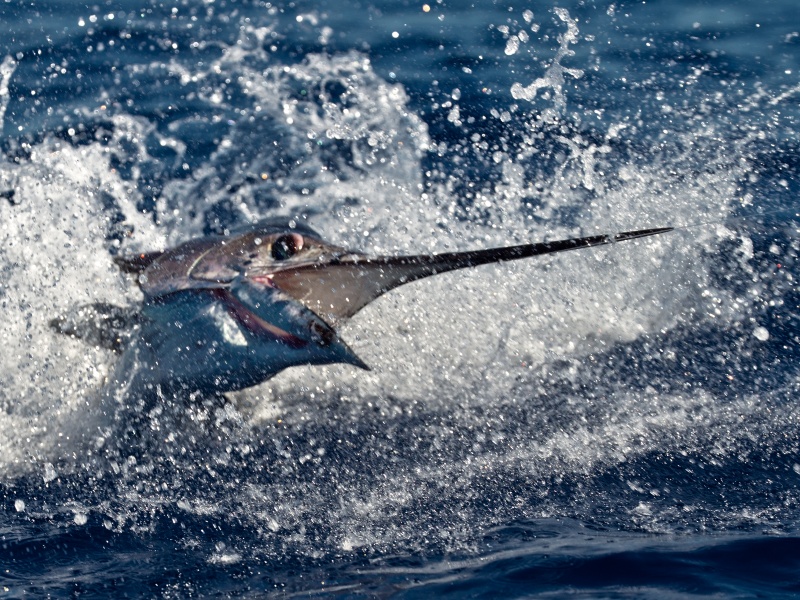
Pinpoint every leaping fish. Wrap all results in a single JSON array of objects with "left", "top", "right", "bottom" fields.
[{"left": 53, "top": 219, "right": 671, "bottom": 399}]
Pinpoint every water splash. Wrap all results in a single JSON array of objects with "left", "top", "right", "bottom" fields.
[
  {"left": 0, "top": 118, "right": 163, "bottom": 475},
  {"left": 0, "top": 56, "right": 16, "bottom": 135},
  {"left": 510, "top": 8, "right": 584, "bottom": 116},
  {"left": 154, "top": 49, "right": 431, "bottom": 252},
  {"left": 0, "top": 4, "right": 797, "bottom": 564}
]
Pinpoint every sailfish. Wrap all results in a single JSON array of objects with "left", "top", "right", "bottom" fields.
[{"left": 53, "top": 219, "right": 671, "bottom": 400}]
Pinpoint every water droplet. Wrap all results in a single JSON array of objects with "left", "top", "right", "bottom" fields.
[{"left": 43, "top": 462, "right": 57, "bottom": 483}]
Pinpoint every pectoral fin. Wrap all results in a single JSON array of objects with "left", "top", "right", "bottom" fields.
[{"left": 50, "top": 302, "right": 140, "bottom": 353}]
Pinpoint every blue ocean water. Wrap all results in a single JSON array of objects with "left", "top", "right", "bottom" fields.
[{"left": 0, "top": 0, "right": 798, "bottom": 597}]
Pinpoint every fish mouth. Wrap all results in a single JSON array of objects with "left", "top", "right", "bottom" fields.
[
  {"left": 211, "top": 288, "right": 309, "bottom": 349},
  {"left": 222, "top": 277, "right": 371, "bottom": 371},
  {"left": 264, "top": 227, "right": 673, "bottom": 328}
]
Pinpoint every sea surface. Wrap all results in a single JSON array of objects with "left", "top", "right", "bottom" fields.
[{"left": 0, "top": 0, "right": 799, "bottom": 597}]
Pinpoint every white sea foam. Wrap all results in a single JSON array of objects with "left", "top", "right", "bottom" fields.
[
  {"left": 0, "top": 121, "right": 163, "bottom": 475},
  {"left": 0, "top": 9, "right": 792, "bottom": 549}
]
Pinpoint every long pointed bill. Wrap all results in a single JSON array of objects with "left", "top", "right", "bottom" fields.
[{"left": 269, "top": 227, "right": 672, "bottom": 327}]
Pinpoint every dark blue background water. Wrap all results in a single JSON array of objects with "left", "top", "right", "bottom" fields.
[{"left": 1, "top": 0, "right": 799, "bottom": 597}]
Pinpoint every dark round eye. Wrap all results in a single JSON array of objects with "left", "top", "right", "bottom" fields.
[{"left": 271, "top": 233, "right": 303, "bottom": 261}]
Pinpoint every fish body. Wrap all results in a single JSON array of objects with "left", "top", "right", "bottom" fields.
[{"left": 55, "top": 219, "right": 671, "bottom": 399}]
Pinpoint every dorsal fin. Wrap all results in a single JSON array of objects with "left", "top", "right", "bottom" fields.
[{"left": 114, "top": 251, "right": 164, "bottom": 274}]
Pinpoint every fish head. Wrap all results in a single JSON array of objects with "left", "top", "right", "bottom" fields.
[{"left": 127, "top": 220, "right": 371, "bottom": 393}]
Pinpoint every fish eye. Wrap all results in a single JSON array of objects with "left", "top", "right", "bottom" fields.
[{"left": 271, "top": 233, "right": 303, "bottom": 261}]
